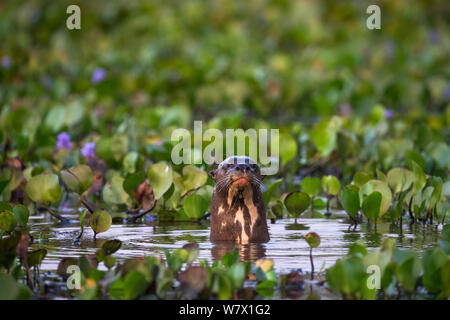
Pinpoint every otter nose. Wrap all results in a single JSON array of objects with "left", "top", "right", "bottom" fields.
[{"left": 235, "top": 164, "right": 250, "bottom": 173}]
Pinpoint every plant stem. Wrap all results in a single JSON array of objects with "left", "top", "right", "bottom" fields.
[
  {"left": 46, "top": 207, "right": 69, "bottom": 222},
  {"left": 309, "top": 247, "right": 314, "bottom": 280}
]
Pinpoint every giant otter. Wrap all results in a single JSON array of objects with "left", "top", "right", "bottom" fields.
[{"left": 208, "top": 156, "right": 270, "bottom": 243}]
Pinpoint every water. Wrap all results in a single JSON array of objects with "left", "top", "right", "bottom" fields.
[{"left": 29, "top": 211, "right": 442, "bottom": 274}]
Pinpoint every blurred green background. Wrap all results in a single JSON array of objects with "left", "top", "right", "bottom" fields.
[{"left": 0, "top": 0, "right": 448, "bottom": 178}]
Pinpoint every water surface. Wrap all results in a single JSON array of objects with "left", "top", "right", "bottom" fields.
[{"left": 29, "top": 211, "right": 442, "bottom": 274}]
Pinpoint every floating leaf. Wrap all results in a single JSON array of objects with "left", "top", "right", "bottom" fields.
[
  {"left": 102, "top": 239, "right": 122, "bottom": 255},
  {"left": 147, "top": 162, "right": 173, "bottom": 199},
  {"left": 0, "top": 210, "right": 17, "bottom": 233},
  {"left": 361, "top": 192, "right": 382, "bottom": 222},
  {"left": 182, "top": 165, "right": 207, "bottom": 195},
  {"left": 60, "top": 165, "right": 93, "bottom": 195},
  {"left": 387, "top": 168, "right": 414, "bottom": 194},
  {"left": 284, "top": 192, "right": 310, "bottom": 218},
  {"left": 25, "top": 173, "right": 62, "bottom": 203},
  {"left": 102, "top": 175, "right": 130, "bottom": 206},
  {"left": 90, "top": 209, "right": 112, "bottom": 235},
  {"left": 305, "top": 232, "right": 320, "bottom": 248},
  {"left": 301, "top": 177, "right": 322, "bottom": 197},
  {"left": 340, "top": 187, "right": 360, "bottom": 218},
  {"left": 322, "top": 175, "right": 340, "bottom": 195},
  {"left": 359, "top": 180, "right": 392, "bottom": 216},
  {"left": 12, "top": 205, "right": 29, "bottom": 227},
  {"left": 183, "top": 194, "right": 208, "bottom": 219},
  {"left": 123, "top": 172, "right": 146, "bottom": 198}
]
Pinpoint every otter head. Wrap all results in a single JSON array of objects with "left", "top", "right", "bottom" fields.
[{"left": 209, "top": 156, "right": 262, "bottom": 194}]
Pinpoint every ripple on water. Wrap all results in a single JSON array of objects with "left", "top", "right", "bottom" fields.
[{"left": 29, "top": 216, "right": 442, "bottom": 274}]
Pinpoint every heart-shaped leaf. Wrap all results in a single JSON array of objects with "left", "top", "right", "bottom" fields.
[
  {"left": 102, "top": 175, "right": 131, "bottom": 206},
  {"left": 182, "top": 165, "right": 207, "bottom": 195},
  {"left": 359, "top": 180, "right": 392, "bottom": 216},
  {"left": 340, "top": 187, "right": 360, "bottom": 218},
  {"left": 305, "top": 232, "right": 321, "bottom": 248},
  {"left": 361, "top": 191, "right": 382, "bottom": 222},
  {"left": 322, "top": 175, "right": 340, "bottom": 195},
  {"left": 147, "top": 162, "right": 173, "bottom": 199},
  {"left": 90, "top": 209, "right": 112, "bottom": 235},
  {"left": 12, "top": 205, "right": 29, "bottom": 227},
  {"left": 301, "top": 177, "right": 322, "bottom": 197},
  {"left": 102, "top": 239, "right": 122, "bottom": 255},
  {"left": 284, "top": 191, "right": 311, "bottom": 218},
  {"left": 183, "top": 194, "right": 208, "bottom": 219}
]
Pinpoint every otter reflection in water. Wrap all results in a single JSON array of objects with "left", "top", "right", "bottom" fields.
[
  {"left": 211, "top": 241, "right": 267, "bottom": 262},
  {"left": 208, "top": 156, "right": 270, "bottom": 243}
]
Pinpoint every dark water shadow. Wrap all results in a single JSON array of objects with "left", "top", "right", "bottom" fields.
[{"left": 211, "top": 241, "right": 266, "bottom": 262}]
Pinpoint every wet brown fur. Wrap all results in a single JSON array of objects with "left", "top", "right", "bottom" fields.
[{"left": 209, "top": 156, "right": 270, "bottom": 243}]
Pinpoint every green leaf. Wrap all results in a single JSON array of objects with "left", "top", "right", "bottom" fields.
[
  {"left": 0, "top": 210, "right": 17, "bottom": 233},
  {"left": 353, "top": 172, "right": 372, "bottom": 188},
  {"left": 183, "top": 194, "right": 208, "bottom": 219},
  {"left": 123, "top": 172, "right": 146, "bottom": 198},
  {"left": 12, "top": 205, "right": 29, "bottom": 227},
  {"left": 309, "top": 116, "right": 342, "bottom": 157},
  {"left": 25, "top": 173, "right": 62, "bottom": 203},
  {"left": 340, "top": 187, "right": 360, "bottom": 218},
  {"left": 422, "top": 248, "right": 448, "bottom": 293},
  {"left": 411, "top": 161, "right": 426, "bottom": 195},
  {"left": 278, "top": 132, "right": 297, "bottom": 166},
  {"left": 322, "top": 175, "right": 340, "bottom": 195},
  {"left": 359, "top": 180, "right": 392, "bottom": 216},
  {"left": 305, "top": 232, "right": 320, "bottom": 248},
  {"left": 102, "top": 175, "right": 131, "bottom": 206},
  {"left": 361, "top": 192, "right": 382, "bottom": 222},
  {"left": 123, "top": 151, "right": 139, "bottom": 174},
  {"left": 123, "top": 271, "right": 149, "bottom": 300},
  {"left": 90, "top": 209, "right": 112, "bottom": 235},
  {"left": 182, "top": 165, "right": 207, "bottom": 195},
  {"left": 147, "top": 162, "right": 173, "bottom": 199},
  {"left": 263, "top": 178, "right": 282, "bottom": 206},
  {"left": 284, "top": 191, "right": 310, "bottom": 218},
  {"left": 255, "top": 280, "right": 275, "bottom": 297},
  {"left": 60, "top": 164, "right": 93, "bottom": 195},
  {"left": 102, "top": 239, "right": 122, "bottom": 255},
  {"left": 301, "top": 177, "right": 322, "bottom": 197},
  {"left": 387, "top": 168, "right": 414, "bottom": 194},
  {"left": 28, "top": 249, "right": 47, "bottom": 267}
]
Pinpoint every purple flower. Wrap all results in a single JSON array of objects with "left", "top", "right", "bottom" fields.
[
  {"left": 384, "top": 109, "right": 395, "bottom": 119},
  {"left": 145, "top": 215, "right": 156, "bottom": 223},
  {"left": 91, "top": 68, "right": 106, "bottom": 84},
  {"left": 384, "top": 40, "right": 396, "bottom": 61},
  {"left": 429, "top": 30, "right": 440, "bottom": 45},
  {"left": 1, "top": 56, "right": 12, "bottom": 69},
  {"left": 81, "top": 142, "right": 96, "bottom": 158},
  {"left": 443, "top": 85, "right": 450, "bottom": 100},
  {"left": 56, "top": 132, "right": 72, "bottom": 151}
]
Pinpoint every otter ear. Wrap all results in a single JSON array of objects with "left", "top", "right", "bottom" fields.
[{"left": 208, "top": 169, "right": 217, "bottom": 181}]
